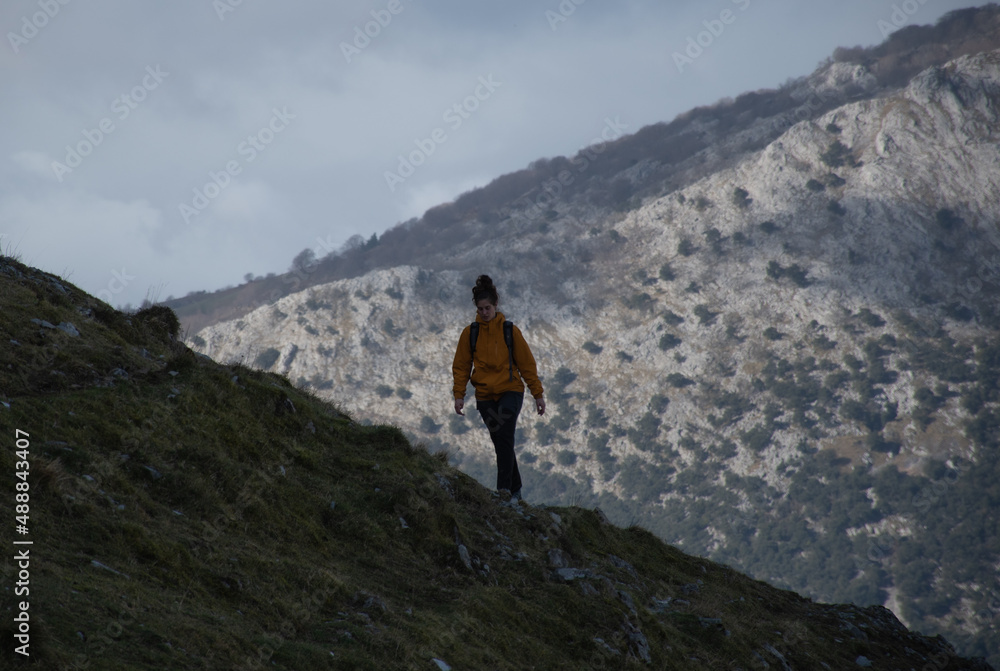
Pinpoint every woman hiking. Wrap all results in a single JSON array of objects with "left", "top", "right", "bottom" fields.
[{"left": 452, "top": 275, "right": 545, "bottom": 503}]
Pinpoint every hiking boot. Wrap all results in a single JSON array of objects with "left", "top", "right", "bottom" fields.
[{"left": 496, "top": 488, "right": 512, "bottom": 503}]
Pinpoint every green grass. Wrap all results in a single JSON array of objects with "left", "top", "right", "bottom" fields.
[{"left": 0, "top": 257, "right": 987, "bottom": 670}]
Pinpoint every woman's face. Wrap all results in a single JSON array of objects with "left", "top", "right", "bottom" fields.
[{"left": 476, "top": 298, "right": 497, "bottom": 322}]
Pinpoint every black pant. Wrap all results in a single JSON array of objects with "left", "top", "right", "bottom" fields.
[{"left": 477, "top": 392, "right": 524, "bottom": 494}]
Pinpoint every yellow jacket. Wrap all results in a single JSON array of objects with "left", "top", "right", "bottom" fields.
[{"left": 452, "top": 311, "right": 544, "bottom": 401}]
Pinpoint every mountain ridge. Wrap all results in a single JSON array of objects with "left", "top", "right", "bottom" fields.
[{"left": 164, "top": 5, "right": 1000, "bottom": 335}]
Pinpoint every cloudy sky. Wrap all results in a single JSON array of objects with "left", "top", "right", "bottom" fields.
[{"left": 0, "top": 0, "right": 987, "bottom": 307}]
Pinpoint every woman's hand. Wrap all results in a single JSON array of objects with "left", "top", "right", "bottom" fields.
[
  {"left": 454, "top": 398, "right": 465, "bottom": 416},
  {"left": 535, "top": 396, "right": 546, "bottom": 416}
]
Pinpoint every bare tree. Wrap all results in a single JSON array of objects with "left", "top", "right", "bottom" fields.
[{"left": 290, "top": 248, "right": 317, "bottom": 274}]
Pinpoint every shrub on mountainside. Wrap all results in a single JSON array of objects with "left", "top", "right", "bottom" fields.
[
  {"left": 650, "top": 394, "right": 670, "bottom": 414},
  {"left": 741, "top": 424, "right": 773, "bottom": 452},
  {"left": 857, "top": 308, "right": 886, "bottom": 328},
  {"left": 825, "top": 173, "right": 846, "bottom": 187},
  {"left": 586, "top": 403, "right": 609, "bottom": 429},
  {"left": 535, "top": 422, "right": 557, "bottom": 446},
  {"left": 420, "top": 415, "right": 441, "bottom": 434},
  {"left": 556, "top": 450, "right": 578, "bottom": 466},
  {"left": 383, "top": 318, "right": 404, "bottom": 337},
  {"left": 694, "top": 304, "right": 718, "bottom": 326},
  {"left": 764, "top": 327, "right": 784, "bottom": 341},
  {"left": 449, "top": 414, "right": 470, "bottom": 435},
  {"left": 548, "top": 402, "right": 578, "bottom": 432},
  {"left": 840, "top": 399, "right": 887, "bottom": 433},
  {"left": 767, "top": 261, "right": 812, "bottom": 287},
  {"left": 913, "top": 386, "right": 947, "bottom": 430},
  {"left": 814, "top": 334, "right": 837, "bottom": 351},
  {"left": 806, "top": 179, "right": 826, "bottom": 192},
  {"left": 944, "top": 302, "right": 975, "bottom": 322},
  {"left": 548, "top": 366, "right": 578, "bottom": 401},
  {"left": 936, "top": 208, "right": 964, "bottom": 230},
  {"left": 255, "top": 347, "right": 281, "bottom": 370},
  {"left": 588, "top": 432, "right": 614, "bottom": 465},
  {"left": 667, "top": 373, "right": 694, "bottom": 388},
  {"left": 820, "top": 140, "right": 854, "bottom": 168},
  {"left": 624, "top": 292, "right": 655, "bottom": 311},
  {"left": 732, "top": 187, "right": 752, "bottom": 209},
  {"left": 903, "top": 336, "right": 974, "bottom": 383},
  {"left": 725, "top": 317, "right": 746, "bottom": 343},
  {"left": 711, "top": 440, "right": 738, "bottom": 459},
  {"left": 628, "top": 412, "right": 662, "bottom": 449},
  {"left": 662, "top": 310, "right": 685, "bottom": 326},
  {"left": 705, "top": 389, "right": 754, "bottom": 428},
  {"left": 827, "top": 200, "right": 847, "bottom": 216},
  {"left": 705, "top": 227, "right": 725, "bottom": 254}
]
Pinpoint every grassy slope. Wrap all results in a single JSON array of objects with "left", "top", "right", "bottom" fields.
[{"left": 0, "top": 256, "right": 990, "bottom": 670}]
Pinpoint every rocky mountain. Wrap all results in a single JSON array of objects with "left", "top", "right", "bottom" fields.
[
  {"left": 4, "top": 257, "right": 996, "bottom": 669},
  {"left": 187, "top": 33, "right": 1000, "bottom": 666},
  {"left": 167, "top": 5, "right": 1000, "bottom": 335}
]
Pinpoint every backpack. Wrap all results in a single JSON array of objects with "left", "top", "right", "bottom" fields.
[{"left": 470, "top": 320, "right": 516, "bottom": 381}]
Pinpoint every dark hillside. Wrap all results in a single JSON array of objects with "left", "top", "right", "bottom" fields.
[
  {"left": 2, "top": 261, "right": 994, "bottom": 669},
  {"left": 833, "top": 4, "right": 1000, "bottom": 85}
]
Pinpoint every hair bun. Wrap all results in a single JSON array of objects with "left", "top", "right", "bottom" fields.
[{"left": 472, "top": 275, "right": 499, "bottom": 304}]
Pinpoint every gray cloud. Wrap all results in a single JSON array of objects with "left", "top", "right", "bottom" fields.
[{"left": 0, "top": 0, "right": 985, "bottom": 305}]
